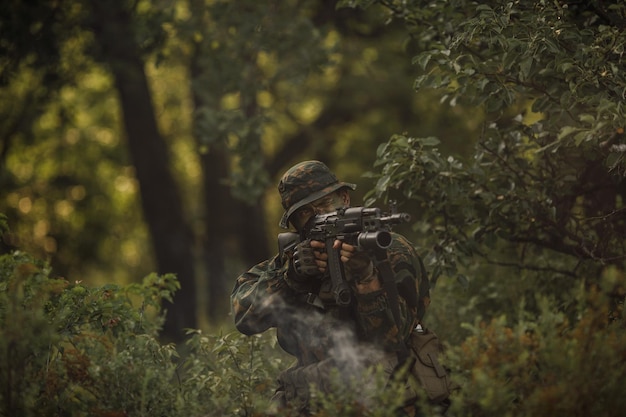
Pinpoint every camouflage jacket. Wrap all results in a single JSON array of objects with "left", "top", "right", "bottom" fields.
[{"left": 231, "top": 232, "right": 429, "bottom": 367}]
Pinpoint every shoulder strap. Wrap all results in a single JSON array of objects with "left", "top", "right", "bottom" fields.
[{"left": 373, "top": 247, "right": 411, "bottom": 365}]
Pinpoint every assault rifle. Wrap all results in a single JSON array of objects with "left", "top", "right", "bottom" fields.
[{"left": 278, "top": 206, "right": 411, "bottom": 306}]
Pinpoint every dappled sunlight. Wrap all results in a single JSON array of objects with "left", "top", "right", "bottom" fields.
[
  {"left": 17, "top": 196, "right": 33, "bottom": 214},
  {"left": 54, "top": 200, "right": 74, "bottom": 218},
  {"left": 113, "top": 175, "right": 137, "bottom": 194},
  {"left": 288, "top": 98, "right": 324, "bottom": 124}
]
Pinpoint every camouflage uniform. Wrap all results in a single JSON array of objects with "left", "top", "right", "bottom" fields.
[{"left": 231, "top": 161, "right": 430, "bottom": 414}]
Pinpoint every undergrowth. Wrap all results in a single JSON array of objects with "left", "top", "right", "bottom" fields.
[{"left": 1, "top": 249, "right": 624, "bottom": 417}]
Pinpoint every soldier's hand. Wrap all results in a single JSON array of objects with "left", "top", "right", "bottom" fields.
[
  {"left": 335, "top": 241, "right": 374, "bottom": 279},
  {"left": 291, "top": 239, "right": 324, "bottom": 278},
  {"left": 334, "top": 240, "right": 381, "bottom": 293},
  {"left": 301, "top": 239, "right": 375, "bottom": 282},
  {"left": 308, "top": 240, "right": 328, "bottom": 273}
]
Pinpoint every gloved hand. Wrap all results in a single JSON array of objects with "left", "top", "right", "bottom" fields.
[{"left": 288, "top": 239, "right": 322, "bottom": 283}]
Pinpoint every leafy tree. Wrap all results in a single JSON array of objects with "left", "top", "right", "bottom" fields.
[
  {"left": 0, "top": 0, "right": 481, "bottom": 337},
  {"left": 159, "top": 0, "right": 462, "bottom": 322},
  {"left": 0, "top": 0, "right": 83, "bottom": 162},
  {"left": 85, "top": 0, "right": 198, "bottom": 341},
  {"left": 1, "top": 0, "right": 198, "bottom": 340},
  {"left": 181, "top": 0, "right": 334, "bottom": 317},
  {"left": 0, "top": 0, "right": 149, "bottom": 283},
  {"left": 349, "top": 0, "right": 625, "bottom": 301},
  {"left": 337, "top": 1, "right": 626, "bottom": 412}
]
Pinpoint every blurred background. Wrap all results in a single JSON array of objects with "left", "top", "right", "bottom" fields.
[
  {"left": 6, "top": 0, "right": 623, "bottom": 348},
  {"left": 0, "top": 0, "right": 480, "bottom": 340}
]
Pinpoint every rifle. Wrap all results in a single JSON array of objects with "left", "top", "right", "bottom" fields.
[{"left": 278, "top": 206, "right": 411, "bottom": 306}]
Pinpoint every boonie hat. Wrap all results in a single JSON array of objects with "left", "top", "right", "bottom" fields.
[{"left": 278, "top": 160, "right": 356, "bottom": 228}]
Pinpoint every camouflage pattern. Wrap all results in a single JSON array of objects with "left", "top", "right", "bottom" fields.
[
  {"left": 278, "top": 161, "right": 356, "bottom": 229},
  {"left": 231, "top": 231, "right": 429, "bottom": 413}
]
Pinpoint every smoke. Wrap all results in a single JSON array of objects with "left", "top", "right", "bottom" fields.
[{"left": 258, "top": 291, "right": 398, "bottom": 406}]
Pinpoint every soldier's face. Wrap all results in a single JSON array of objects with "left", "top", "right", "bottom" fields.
[{"left": 291, "top": 190, "right": 350, "bottom": 230}]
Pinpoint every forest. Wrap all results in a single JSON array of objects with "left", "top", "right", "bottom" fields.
[{"left": 1, "top": 0, "right": 625, "bottom": 416}]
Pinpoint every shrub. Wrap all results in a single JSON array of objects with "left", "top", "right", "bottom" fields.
[
  {"left": 443, "top": 266, "right": 626, "bottom": 417},
  {"left": 3, "top": 244, "right": 625, "bottom": 417},
  {"left": 0, "top": 250, "right": 288, "bottom": 417}
]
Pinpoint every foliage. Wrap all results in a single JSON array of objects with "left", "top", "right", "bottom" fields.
[
  {"left": 342, "top": 0, "right": 626, "bottom": 143},
  {"left": 0, "top": 0, "right": 154, "bottom": 283},
  {"left": 367, "top": 135, "right": 624, "bottom": 302},
  {"left": 0, "top": 249, "right": 175, "bottom": 416},
  {"left": 354, "top": 0, "right": 626, "bottom": 291},
  {"left": 348, "top": 1, "right": 626, "bottom": 415},
  {"left": 0, "top": 248, "right": 414, "bottom": 417},
  {"left": 0, "top": 215, "right": 7, "bottom": 236},
  {"left": 1, "top": 0, "right": 454, "bottom": 301},
  {"left": 445, "top": 267, "right": 626, "bottom": 417},
  {"left": 183, "top": 0, "right": 331, "bottom": 201},
  {"left": 3, "top": 0, "right": 626, "bottom": 415},
  {"left": 0, "top": 249, "right": 281, "bottom": 417},
  {"left": 2, "top": 246, "right": 626, "bottom": 417}
]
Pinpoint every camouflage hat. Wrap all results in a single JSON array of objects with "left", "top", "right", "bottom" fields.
[{"left": 278, "top": 161, "right": 356, "bottom": 228}]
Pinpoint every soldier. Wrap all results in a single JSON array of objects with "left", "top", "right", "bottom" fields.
[{"left": 231, "top": 160, "right": 437, "bottom": 415}]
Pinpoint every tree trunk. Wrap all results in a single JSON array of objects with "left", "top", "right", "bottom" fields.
[
  {"left": 88, "top": 1, "right": 197, "bottom": 342},
  {"left": 189, "top": 53, "right": 249, "bottom": 321},
  {"left": 187, "top": 0, "right": 271, "bottom": 323},
  {"left": 199, "top": 148, "right": 232, "bottom": 320}
]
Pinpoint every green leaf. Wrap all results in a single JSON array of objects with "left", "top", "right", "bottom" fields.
[
  {"left": 574, "top": 130, "right": 590, "bottom": 145},
  {"left": 557, "top": 126, "right": 580, "bottom": 141},
  {"left": 456, "top": 274, "right": 470, "bottom": 289},
  {"left": 413, "top": 52, "right": 432, "bottom": 70},
  {"left": 578, "top": 114, "right": 595, "bottom": 124},
  {"left": 375, "top": 175, "right": 391, "bottom": 191},
  {"left": 519, "top": 57, "right": 533, "bottom": 80},
  {"left": 420, "top": 137, "right": 441, "bottom": 146}
]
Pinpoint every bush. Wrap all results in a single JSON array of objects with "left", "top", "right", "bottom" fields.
[
  {"left": 3, "top": 245, "right": 625, "bottom": 417},
  {"left": 442, "top": 266, "right": 626, "bottom": 417},
  {"left": 0, "top": 250, "right": 288, "bottom": 417},
  {"left": 0, "top": 249, "right": 429, "bottom": 417}
]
